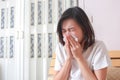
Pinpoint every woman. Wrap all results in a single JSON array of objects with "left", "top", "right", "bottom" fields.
[{"left": 53, "top": 7, "right": 111, "bottom": 80}]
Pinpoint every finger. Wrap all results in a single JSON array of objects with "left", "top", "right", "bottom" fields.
[
  {"left": 69, "top": 45, "right": 74, "bottom": 59},
  {"left": 65, "top": 37, "right": 69, "bottom": 45},
  {"left": 68, "top": 35, "right": 77, "bottom": 47},
  {"left": 65, "top": 41, "right": 73, "bottom": 58}
]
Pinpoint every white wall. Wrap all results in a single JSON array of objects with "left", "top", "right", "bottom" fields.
[{"left": 79, "top": 0, "right": 120, "bottom": 50}]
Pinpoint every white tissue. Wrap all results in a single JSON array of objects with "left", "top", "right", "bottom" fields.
[
  {"left": 71, "top": 34, "right": 78, "bottom": 42},
  {"left": 63, "top": 34, "right": 78, "bottom": 42},
  {"left": 63, "top": 37, "right": 66, "bottom": 42}
]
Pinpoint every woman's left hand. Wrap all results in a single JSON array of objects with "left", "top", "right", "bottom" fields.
[{"left": 67, "top": 35, "right": 83, "bottom": 60}]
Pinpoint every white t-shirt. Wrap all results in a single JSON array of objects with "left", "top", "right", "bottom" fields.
[{"left": 54, "top": 40, "right": 111, "bottom": 80}]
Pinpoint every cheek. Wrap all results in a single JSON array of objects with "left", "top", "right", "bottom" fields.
[
  {"left": 76, "top": 32, "right": 84, "bottom": 42},
  {"left": 70, "top": 32, "right": 82, "bottom": 41}
]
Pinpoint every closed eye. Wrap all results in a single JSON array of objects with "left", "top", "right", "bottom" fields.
[
  {"left": 69, "top": 27, "right": 75, "bottom": 31},
  {"left": 62, "top": 29, "right": 66, "bottom": 33}
]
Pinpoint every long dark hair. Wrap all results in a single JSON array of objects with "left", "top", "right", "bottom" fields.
[{"left": 57, "top": 7, "right": 95, "bottom": 50}]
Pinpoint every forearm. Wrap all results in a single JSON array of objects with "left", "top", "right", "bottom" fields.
[
  {"left": 76, "top": 57, "right": 97, "bottom": 80},
  {"left": 54, "top": 58, "right": 72, "bottom": 80}
]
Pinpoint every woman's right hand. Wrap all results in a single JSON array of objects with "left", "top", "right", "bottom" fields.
[{"left": 64, "top": 35, "right": 73, "bottom": 59}]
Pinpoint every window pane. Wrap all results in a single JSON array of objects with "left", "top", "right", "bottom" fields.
[
  {"left": 38, "top": 34, "right": 42, "bottom": 57},
  {"left": 10, "top": 7, "right": 15, "bottom": 28},
  {"left": 58, "top": 0, "right": 62, "bottom": 19},
  {"left": 31, "top": 3, "right": 35, "bottom": 26},
  {"left": 38, "top": 1, "right": 42, "bottom": 24},
  {"left": 10, "top": 36, "right": 14, "bottom": 58},
  {"left": 0, "top": 37, "right": 4, "bottom": 58},
  {"left": 48, "top": 0, "right": 52, "bottom": 23},
  {"left": 30, "top": 34, "right": 34, "bottom": 58},
  {"left": 1, "top": 9, "right": 5, "bottom": 29},
  {"left": 48, "top": 33, "right": 52, "bottom": 58}
]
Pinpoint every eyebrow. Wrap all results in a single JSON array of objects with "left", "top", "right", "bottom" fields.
[{"left": 62, "top": 26, "right": 74, "bottom": 30}]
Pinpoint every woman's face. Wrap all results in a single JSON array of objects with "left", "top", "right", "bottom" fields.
[{"left": 62, "top": 19, "right": 84, "bottom": 43}]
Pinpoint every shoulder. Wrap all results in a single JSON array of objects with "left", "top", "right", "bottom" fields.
[
  {"left": 85, "top": 40, "right": 108, "bottom": 58},
  {"left": 94, "top": 40, "right": 106, "bottom": 47},
  {"left": 84, "top": 40, "right": 107, "bottom": 57},
  {"left": 91, "top": 40, "right": 111, "bottom": 70},
  {"left": 92, "top": 40, "right": 107, "bottom": 53}
]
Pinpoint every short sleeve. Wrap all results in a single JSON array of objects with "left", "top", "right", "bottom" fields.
[
  {"left": 54, "top": 44, "right": 63, "bottom": 71},
  {"left": 92, "top": 41, "right": 111, "bottom": 70}
]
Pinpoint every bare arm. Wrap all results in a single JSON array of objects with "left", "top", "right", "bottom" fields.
[
  {"left": 76, "top": 57, "right": 97, "bottom": 80},
  {"left": 94, "top": 68, "right": 107, "bottom": 80},
  {"left": 76, "top": 57, "right": 107, "bottom": 80},
  {"left": 53, "top": 58, "right": 72, "bottom": 80}
]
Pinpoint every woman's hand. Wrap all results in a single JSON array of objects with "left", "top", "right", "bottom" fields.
[
  {"left": 64, "top": 35, "right": 73, "bottom": 59},
  {"left": 67, "top": 35, "right": 83, "bottom": 60}
]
